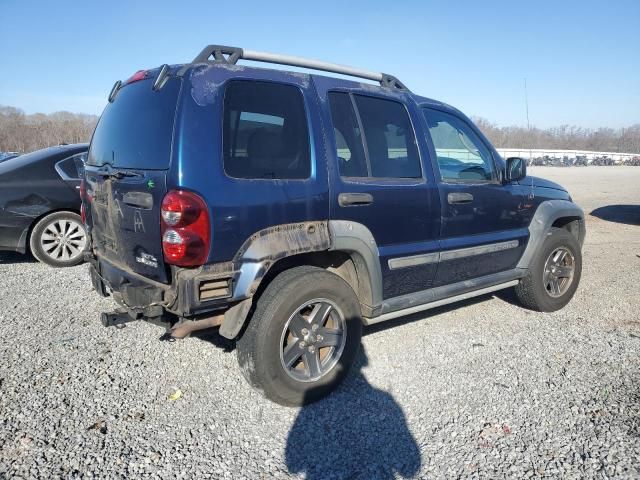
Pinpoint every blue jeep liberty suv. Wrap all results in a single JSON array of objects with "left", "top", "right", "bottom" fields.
[{"left": 83, "top": 45, "right": 585, "bottom": 406}]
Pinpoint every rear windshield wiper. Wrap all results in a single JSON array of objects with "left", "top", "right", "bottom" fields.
[
  {"left": 96, "top": 166, "right": 143, "bottom": 180},
  {"left": 110, "top": 170, "right": 143, "bottom": 179}
]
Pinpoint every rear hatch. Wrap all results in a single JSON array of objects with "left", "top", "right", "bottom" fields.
[{"left": 84, "top": 72, "right": 181, "bottom": 283}]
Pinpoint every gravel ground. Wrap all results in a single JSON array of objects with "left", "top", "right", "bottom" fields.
[{"left": 1, "top": 166, "right": 639, "bottom": 479}]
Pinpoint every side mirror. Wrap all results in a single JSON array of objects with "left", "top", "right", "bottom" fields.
[{"left": 505, "top": 157, "right": 527, "bottom": 182}]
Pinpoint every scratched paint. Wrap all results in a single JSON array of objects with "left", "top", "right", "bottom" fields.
[
  {"left": 133, "top": 210, "right": 145, "bottom": 233},
  {"left": 189, "top": 65, "right": 223, "bottom": 107}
]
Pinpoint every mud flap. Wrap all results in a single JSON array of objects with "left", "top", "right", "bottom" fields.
[
  {"left": 219, "top": 298, "right": 253, "bottom": 339},
  {"left": 89, "top": 264, "right": 109, "bottom": 297}
]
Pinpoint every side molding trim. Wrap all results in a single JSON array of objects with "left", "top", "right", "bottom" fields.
[
  {"left": 440, "top": 239, "right": 519, "bottom": 261},
  {"left": 388, "top": 252, "right": 439, "bottom": 270},
  {"left": 388, "top": 239, "right": 520, "bottom": 270}
]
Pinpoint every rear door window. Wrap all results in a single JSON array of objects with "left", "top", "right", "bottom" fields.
[
  {"left": 223, "top": 80, "right": 310, "bottom": 179},
  {"left": 328, "top": 92, "right": 422, "bottom": 179},
  {"left": 328, "top": 92, "right": 368, "bottom": 177}
]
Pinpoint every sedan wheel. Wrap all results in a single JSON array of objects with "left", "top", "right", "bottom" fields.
[{"left": 30, "top": 212, "right": 87, "bottom": 267}]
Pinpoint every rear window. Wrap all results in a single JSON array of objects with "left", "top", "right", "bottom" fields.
[
  {"left": 87, "top": 78, "right": 180, "bottom": 170},
  {"left": 223, "top": 80, "right": 311, "bottom": 179}
]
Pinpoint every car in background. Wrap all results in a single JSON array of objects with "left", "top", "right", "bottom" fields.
[
  {"left": 0, "top": 144, "right": 88, "bottom": 267},
  {"left": 0, "top": 152, "right": 21, "bottom": 162}
]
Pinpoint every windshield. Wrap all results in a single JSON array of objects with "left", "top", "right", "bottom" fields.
[{"left": 87, "top": 78, "right": 180, "bottom": 170}]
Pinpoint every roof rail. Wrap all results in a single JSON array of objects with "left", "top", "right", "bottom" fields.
[{"left": 188, "top": 44, "right": 409, "bottom": 91}]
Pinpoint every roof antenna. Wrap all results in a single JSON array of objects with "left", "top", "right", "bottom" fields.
[
  {"left": 525, "top": 77, "right": 532, "bottom": 163},
  {"left": 524, "top": 78, "right": 530, "bottom": 130}
]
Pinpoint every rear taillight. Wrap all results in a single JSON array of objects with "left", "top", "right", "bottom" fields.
[
  {"left": 79, "top": 178, "right": 86, "bottom": 199},
  {"left": 79, "top": 179, "right": 87, "bottom": 223},
  {"left": 160, "top": 190, "right": 210, "bottom": 267}
]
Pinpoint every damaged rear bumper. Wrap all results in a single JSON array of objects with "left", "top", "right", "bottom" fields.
[
  {"left": 86, "top": 254, "right": 251, "bottom": 338},
  {"left": 86, "top": 220, "right": 331, "bottom": 338}
]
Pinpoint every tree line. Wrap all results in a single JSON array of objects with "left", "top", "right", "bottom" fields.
[
  {"left": 473, "top": 117, "right": 640, "bottom": 154},
  {"left": 1, "top": 104, "right": 639, "bottom": 155},
  {"left": 0, "top": 105, "right": 98, "bottom": 153}
]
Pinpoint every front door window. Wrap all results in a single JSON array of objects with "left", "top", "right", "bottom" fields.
[{"left": 422, "top": 108, "right": 496, "bottom": 182}]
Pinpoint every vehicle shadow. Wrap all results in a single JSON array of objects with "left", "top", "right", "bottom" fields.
[
  {"left": 0, "top": 251, "right": 37, "bottom": 265},
  {"left": 285, "top": 346, "right": 421, "bottom": 479},
  {"left": 190, "top": 329, "right": 235, "bottom": 352},
  {"left": 590, "top": 204, "right": 640, "bottom": 226}
]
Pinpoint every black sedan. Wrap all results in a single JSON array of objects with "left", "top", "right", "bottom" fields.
[
  {"left": 0, "top": 152, "right": 21, "bottom": 162},
  {"left": 0, "top": 144, "right": 88, "bottom": 267}
]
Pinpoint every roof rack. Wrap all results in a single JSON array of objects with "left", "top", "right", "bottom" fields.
[{"left": 188, "top": 44, "right": 409, "bottom": 91}]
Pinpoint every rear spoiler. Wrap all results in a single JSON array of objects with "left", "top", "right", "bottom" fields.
[{"left": 108, "top": 64, "right": 172, "bottom": 103}]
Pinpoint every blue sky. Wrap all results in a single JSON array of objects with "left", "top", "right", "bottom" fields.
[{"left": 1, "top": 0, "right": 638, "bottom": 128}]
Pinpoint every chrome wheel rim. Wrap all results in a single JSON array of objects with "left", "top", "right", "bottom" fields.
[
  {"left": 279, "top": 298, "right": 347, "bottom": 383},
  {"left": 40, "top": 218, "right": 87, "bottom": 262},
  {"left": 543, "top": 247, "right": 575, "bottom": 298}
]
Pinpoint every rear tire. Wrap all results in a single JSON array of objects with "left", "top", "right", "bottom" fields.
[
  {"left": 236, "top": 266, "right": 362, "bottom": 406},
  {"left": 514, "top": 227, "right": 582, "bottom": 311},
  {"left": 29, "top": 211, "right": 87, "bottom": 268}
]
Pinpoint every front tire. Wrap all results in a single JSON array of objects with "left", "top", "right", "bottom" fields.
[
  {"left": 29, "top": 211, "right": 87, "bottom": 268},
  {"left": 514, "top": 227, "right": 582, "bottom": 311},
  {"left": 236, "top": 266, "right": 362, "bottom": 406}
]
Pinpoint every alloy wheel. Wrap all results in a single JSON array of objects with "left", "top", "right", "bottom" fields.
[
  {"left": 543, "top": 247, "right": 575, "bottom": 298},
  {"left": 279, "top": 298, "right": 347, "bottom": 383},
  {"left": 39, "top": 218, "right": 87, "bottom": 263}
]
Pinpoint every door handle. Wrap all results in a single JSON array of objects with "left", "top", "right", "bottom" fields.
[
  {"left": 123, "top": 191, "right": 154, "bottom": 209},
  {"left": 338, "top": 192, "right": 374, "bottom": 207},
  {"left": 447, "top": 192, "right": 474, "bottom": 204}
]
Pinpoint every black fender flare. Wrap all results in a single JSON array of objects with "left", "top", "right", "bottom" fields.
[
  {"left": 218, "top": 221, "right": 331, "bottom": 339},
  {"left": 517, "top": 199, "right": 585, "bottom": 269},
  {"left": 231, "top": 221, "right": 332, "bottom": 300},
  {"left": 328, "top": 220, "right": 382, "bottom": 312},
  {"left": 219, "top": 220, "right": 383, "bottom": 338}
]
